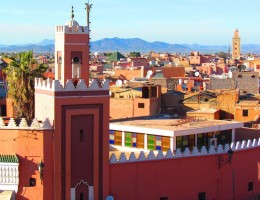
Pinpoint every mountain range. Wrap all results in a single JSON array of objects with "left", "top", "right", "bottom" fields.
[{"left": 1, "top": 38, "right": 260, "bottom": 54}]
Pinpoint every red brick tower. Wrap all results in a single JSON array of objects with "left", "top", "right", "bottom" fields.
[{"left": 34, "top": 5, "right": 109, "bottom": 200}]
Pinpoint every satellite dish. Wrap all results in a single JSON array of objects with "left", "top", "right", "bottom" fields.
[
  {"left": 147, "top": 70, "right": 153, "bottom": 76},
  {"left": 115, "top": 80, "right": 122, "bottom": 87},
  {"left": 194, "top": 71, "right": 200, "bottom": 77}
]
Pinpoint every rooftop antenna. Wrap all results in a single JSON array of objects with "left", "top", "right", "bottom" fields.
[{"left": 85, "top": 1, "right": 92, "bottom": 55}]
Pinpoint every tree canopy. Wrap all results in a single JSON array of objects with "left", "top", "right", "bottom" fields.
[
  {"left": 3, "top": 51, "right": 47, "bottom": 119},
  {"left": 129, "top": 51, "right": 141, "bottom": 58}
]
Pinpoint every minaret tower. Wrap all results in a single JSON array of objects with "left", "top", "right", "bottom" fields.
[
  {"left": 55, "top": 6, "right": 90, "bottom": 85},
  {"left": 34, "top": 5, "right": 110, "bottom": 200},
  {"left": 232, "top": 29, "right": 241, "bottom": 59}
]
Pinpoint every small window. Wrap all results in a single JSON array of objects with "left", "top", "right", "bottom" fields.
[
  {"left": 80, "top": 129, "right": 84, "bottom": 142},
  {"left": 58, "top": 57, "right": 62, "bottom": 64},
  {"left": 160, "top": 197, "right": 168, "bottom": 200},
  {"left": 29, "top": 178, "right": 36, "bottom": 187},
  {"left": 198, "top": 192, "right": 206, "bottom": 200},
  {"left": 243, "top": 110, "right": 248, "bottom": 117},
  {"left": 238, "top": 74, "right": 242, "bottom": 78},
  {"left": 248, "top": 181, "right": 254, "bottom": 192},
  {"left": 251, "top": 75, "right": 255, "bottom": 78},
  {"left": 138, "top": 103, "right": 145, "bottom": 108}
]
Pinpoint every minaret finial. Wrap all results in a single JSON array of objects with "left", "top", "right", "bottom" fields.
[
  {"left": 71, "top": 5, "right": 74, "bottom": 20},
  {"left": 85, "top": 2, "right": 92, "bottom": 27}
]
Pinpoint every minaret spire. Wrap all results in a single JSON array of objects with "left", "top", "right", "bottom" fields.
[
  {"left": 85, "top": 2, "right": 92, "bottom": 28},
  {"left": 71, "top": 5, "right": 74, "bottom": 20}
]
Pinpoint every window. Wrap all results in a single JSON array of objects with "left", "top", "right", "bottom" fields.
[
  {"left": 162, "top": 136, "right": 170, "bottom": 151},
  {"left": 243, "top": 110, "right": 248, "bottom": 117},
  {"left": 109, "top": 130, "right": 115, "bottom": 144},
  {"left": 80, "top": 130, "right": 84, "bottom": 142},
  {"left": 160, "top": 197, "right": 168, "bottom": 200},
  {"left": 125, "top": 132, "right": 137, "bottom": 148},
  {"left": 176, "top": 135, "right": 195, "bottom": 150},
  {"left": 248, "top": 181, "right": 254, "bottom": 192},
  {"left": 72, "top": 57, "right": 80, "bottom": 64},
  {"left": 148, "top": 135, "right": 155, "bottom": 150},
  {"left": 110, "top": 130, "right": 123, "bottom": 146},
  {"left": 136, "top": 133, "right": 144, "bottom": 148},
  {"left": 58, "top": 56, "right": 62, "bottom": 64},
  {"left": 251, "top": 75, "right": 256, "bottom": 78},
  {"left": 198, "top": 192, "right": 206, "bottom": 200},
  {"left": 238, "top": 74, "right": 242, "bottom": 78},
  {"left": 114, "top": 131, "right": 122, "bottom": 145},
  {"left": 138, "top": 103, "right": 145, "bottom": 108},
  {"left": 29, "top": 178, "right": 36, "bottom": 187}
]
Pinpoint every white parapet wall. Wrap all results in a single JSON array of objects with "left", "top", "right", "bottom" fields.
[
  {"left": 0, "top": 118, "right": 53, "bottom": 130},
  {"left": 35, "top": 78, "right": 109, "bottom": 92},
  {"left": 34, "top": 78, "right": 109, "bottom": 123},
  {"left": 55, "top": 25, "right": 89, "bottom": 34},
  {"left": 110, "top": 138, "right": 260, "bottom": 164}
]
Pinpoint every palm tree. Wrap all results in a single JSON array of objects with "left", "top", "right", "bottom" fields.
[{"left": 3, "top": 51, "right": 47, "bottom": 120}]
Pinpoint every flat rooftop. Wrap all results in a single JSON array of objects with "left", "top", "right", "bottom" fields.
[{"left": 110, "top": 118, "right": 244, "bottom": 137}]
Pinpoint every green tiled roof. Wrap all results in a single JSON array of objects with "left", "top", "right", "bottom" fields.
[
  {"left": 106, "top": 52, "right": 126, "bottom": 62},
  {"left": 0, "top": 154, "right": 19, "bottom": 163},
  {"left": 152, "top": 72, "right": 164, "bottom": 78}
]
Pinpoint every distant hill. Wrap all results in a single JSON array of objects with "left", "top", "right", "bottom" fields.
[{"left": 1, "top": 38, "right": 260, "bottom": 54}]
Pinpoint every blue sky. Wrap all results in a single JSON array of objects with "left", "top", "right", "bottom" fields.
[{"left": 0, "top": 0, "right": 260, "bottom": 45}]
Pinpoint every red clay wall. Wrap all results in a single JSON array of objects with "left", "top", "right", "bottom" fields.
[
  {"left": 0, "top": 129, "right": 54, "bottom": 200},
  {"left": 109, "top": 148, "right": 260, "bottom": 200},
  {"left": 115, "top": 69, "right": 142, "bottom": 80}
]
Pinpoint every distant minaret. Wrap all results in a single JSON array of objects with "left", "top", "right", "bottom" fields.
[
  {"left": 232, "top": 29, "right": 241, "bottom": 59},
  {"left": 228, "top": 44, "right": 231, "bottom": 57}
]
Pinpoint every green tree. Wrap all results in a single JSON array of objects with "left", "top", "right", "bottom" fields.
[
  {"left": 217, "top": 52, "right": 228, "bottom": 59},
  {"left": 129, "top": 51, "right": 141, "bottom": 58},
  {"left": 3, "top": 51, "right": 47, "bottom": 119}
]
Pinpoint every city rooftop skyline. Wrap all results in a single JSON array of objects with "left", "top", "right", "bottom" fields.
[{"left": 0, "top": 0, "right": 260, "bottom": 45}]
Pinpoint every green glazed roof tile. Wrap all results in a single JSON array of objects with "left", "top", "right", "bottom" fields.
[
  {"left": 0, "top": 154, "right": 19, "bottom": 163},
  {"left": 107, "top": 52, "right": 126, "bottom": 62}
]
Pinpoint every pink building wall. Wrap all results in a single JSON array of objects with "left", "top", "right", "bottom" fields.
[
  {"left": 0, "top": 128, "right": 54, "bottom": 200},
  {"left": 109, "top": 147, "right": 260, "bottom": 200}
]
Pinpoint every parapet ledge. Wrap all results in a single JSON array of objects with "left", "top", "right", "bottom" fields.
[
  {"left": 35, "top": 78, "right": 109, "bottom": 92},
  {"left": 56, "top": 25, "right": 89, "bottom": 34},
  {"left": 110, "top": 138, "right": 260, "bottom": 164},
  {"left": 0, "top": 117, "right": 53, "bottom": 130}
]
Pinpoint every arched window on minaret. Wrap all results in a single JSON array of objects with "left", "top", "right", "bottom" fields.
[
  {"left": 72, "top": 56, "right": 81, "bottom": 78},
  {"left": 57, "top": 51, "right": 62, "bottom": 80}
]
